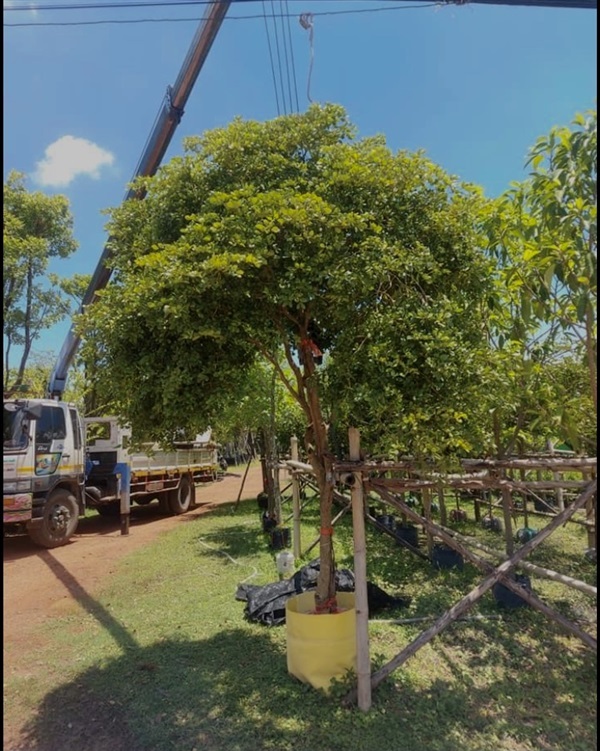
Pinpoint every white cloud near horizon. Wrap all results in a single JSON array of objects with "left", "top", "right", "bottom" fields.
[{"left": 33, "top": 135, "right": 115, "bottom": 188}]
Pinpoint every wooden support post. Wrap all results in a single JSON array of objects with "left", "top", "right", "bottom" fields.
[
  {"left": 501, "top": 481, "right": 514, "bottom": 556},
  {"left": 547, "top": 440, "right": 565, "bottom": 512},
  {"left": 349, "top": 428, "right": 371, "bottom": 712},
  {"left": 273, "top": 459, "right": 283, "bottom": 527},
  {"left": 437, "top": 483, "right": 447, "bottom": 528},
  {"left": 290, "top": 436, "right": 302, "bottom": 559},
  {"left": 369, "top": 481, "right": 597, "bottom": 650},
  {"left": 473, "top": 493, "right": 481, "bottom": 522},
  {"left": 449, "top": 529, "right": 597, "bottom": 598},
  {"left": 339, "top": 480, "right": 598, "bottom": 703},
  {"left": 422, "top": 487, "right": 434, "bottom": 555},
  {"left": 583, "top": 469, "right": 596, "bottom": 550}
]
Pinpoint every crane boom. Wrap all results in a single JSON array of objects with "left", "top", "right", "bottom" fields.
[{"left": 48, "top": 0, "right": 231, "bottom": 399}]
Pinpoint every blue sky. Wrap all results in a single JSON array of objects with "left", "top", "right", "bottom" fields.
[{"left": 3, "top": 0, "right": 597, "bottom": 366}]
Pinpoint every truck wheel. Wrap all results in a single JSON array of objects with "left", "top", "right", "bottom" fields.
[
  {"left": 28, "top": 489, "right": 79, "bottom": 549},
  {"left": 168, "top": 475, "right": 194, "bottom": 515}
]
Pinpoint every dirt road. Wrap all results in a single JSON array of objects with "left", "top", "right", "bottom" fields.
[{"left": 3, "top": 465, "right": 264, "bottom": 664}]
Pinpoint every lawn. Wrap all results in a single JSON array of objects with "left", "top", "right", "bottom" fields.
[{"left": 5, "top": 486, "right": 597, "bottom": 751}]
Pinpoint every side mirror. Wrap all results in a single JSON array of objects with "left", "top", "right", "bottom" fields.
[{"left": 25, "top": 403, "right": 43, "bottom": 420}]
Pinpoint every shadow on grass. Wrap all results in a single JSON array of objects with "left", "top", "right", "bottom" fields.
[
  {"left": 14, "top": 506, "right": 597, "bottom": 751},
  {"left": 18, "top": 623, "right": 597, "bottom": 751}
]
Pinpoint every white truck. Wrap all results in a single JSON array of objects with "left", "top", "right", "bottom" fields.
[
  {"left": 3, "top": 398, "right": 220, "bottom": 548},
  {"left": 3, "top": 7, "right": 233, "bottom": 548}
]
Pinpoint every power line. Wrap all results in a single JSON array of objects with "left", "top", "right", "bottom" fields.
[
  {"left": 3, "top": 4, "right": 447, "bottom": 27},
  {"left": 268, "top": 0, "right": 287, "bottom": 113},
  {"left": 4, "top": 0, "right": 596, "bottom": 26},
  {"left": 279, "top": 0, "right": 294, "bottom": 112},
  {"left": 285, "top": 0, "right": 300, "bottom": 112},
  {"left": 261, "top": 0, "right": 281, "bottom": 114},
  {"left": 3, "top": 0, "right": 596, "bottom": 10}
]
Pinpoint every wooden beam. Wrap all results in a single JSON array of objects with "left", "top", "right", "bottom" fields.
[
  {"left": 339, "top": 480, "right": 598, "bottom": 704},
  {"left": 448, "top": 531, "right": 597, "bottom": 598},
  {"left": 349, "top": 428, "right": 371, "bottom": 712}
]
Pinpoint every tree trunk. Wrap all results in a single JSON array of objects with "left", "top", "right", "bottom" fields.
[{"left": 300, "top": 340, "right": 337, "bottom": 613}]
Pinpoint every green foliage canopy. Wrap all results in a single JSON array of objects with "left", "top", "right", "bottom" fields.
[
  {"left": 80, "top": 104, "right": 493, "bottom": 457},
  {"left": 3, "top": 171, "right": 78, "bottom": 393}
]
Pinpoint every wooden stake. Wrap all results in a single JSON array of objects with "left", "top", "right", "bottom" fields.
[
  {"left": 349, "top": 428, "right": 371, "bottom": 712},
  {"left": 342, "top": 480, "right": 598, "bottom": 703},
  {"left": 437, "top": 482, "right": 447, "bottom": 528},
  {"left": 501, "top": 481, "right": 514, "bottom": 556},
  {"left": 422, "top": 487, "right": 434, "bottom": 555},
  {"left": 448, "top": 530, "right": 597, "bottom": 598},
  {"left": 290, "top": 436, "right": 302, "bottom": 558}
]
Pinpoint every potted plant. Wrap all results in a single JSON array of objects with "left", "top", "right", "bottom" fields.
[{"left": 82, "top": 104, "right": 493, "bottom": 693}]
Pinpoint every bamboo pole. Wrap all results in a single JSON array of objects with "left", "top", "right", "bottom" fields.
[
  {"left": 437, "top": 482, "right": 448, "bottom": 528},
  {"left": 369, "top": 481, "right": 597, "bottom": 651},
  {"left": 349, "top": 428, "right": 371, "bottom": 712},
  {"left": 340, "top": 481, "right": 598, "bottom": 703},
  {"left": 448, "top": 530, "right": 597, "bottom": 598},
  {"left": 290, "top": 436, "right": 302, "bottom": 559},
  {"left": 547, "top": 440, "right": 565, "bottom": 512},
  {"left": 583, "top": 469, "right": 596, "bottom": 550},
  {"left": 501, "top": 480, "right": 514, "bottom": 556},
  {"left": 422, "top": 487, "right": 434, "bottom": 555}
]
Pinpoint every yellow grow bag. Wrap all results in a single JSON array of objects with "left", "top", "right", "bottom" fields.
[{"left": 286, "top": 591, "right": 356, "bottom": 692}]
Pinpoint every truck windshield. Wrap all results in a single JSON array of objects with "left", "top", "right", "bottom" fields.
[{"left": 3, "top": 405, "right": 29, "bottom": 450}]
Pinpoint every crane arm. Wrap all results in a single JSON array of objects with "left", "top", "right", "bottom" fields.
[{"left": 48, "top": 0, "right": 231, "bottom": 399}]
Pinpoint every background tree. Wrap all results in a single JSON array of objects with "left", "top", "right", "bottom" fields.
[
  {"left": 3, "top": 351, "right": 87, "bottom": 408},
  {"left": 3, "top": 171, "right": 78, "bottom": 394},
  {"left": 79, "top": 104, "right": 494, "bottom": 610},
  {"left": 486, "top": 110, "right": 597, "bottom": 419}
]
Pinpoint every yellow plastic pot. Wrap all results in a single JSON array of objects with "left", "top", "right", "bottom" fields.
[{"left": 286, "top": 591, "right": 356, "bottom": 692}]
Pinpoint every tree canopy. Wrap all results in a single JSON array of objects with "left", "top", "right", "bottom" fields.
[
  {"left": 484, "top": 109, "right": 597, "bottom": 454},
  {"left": 80, "top": 104, "right": 495, "bottom": 607},
  {"left": 3, "top": 171, "right": 78, "bottom": 394},
  {"left": 81, "top": 104, "right": 493, "bottom": 452}
]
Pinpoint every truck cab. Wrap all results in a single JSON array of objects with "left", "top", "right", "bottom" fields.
[{"left": 3, "top": 398, "right": 85, "bottom": 547}]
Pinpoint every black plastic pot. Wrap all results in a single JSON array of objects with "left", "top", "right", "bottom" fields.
[
  {"left": 482, "top": 516, "right": 503, "bottom": 533},
  {"left": 270, "top": 527, "right": 291, "bottom": 550},
  {"left": 257, "top": 492, "right": 269, "bottom": 511},
  {"left": 534, "top": 495, "right": 555, "bottom": 512},
  {"left": 262, "top": 512, "right": 277, "bottom": 533},
  {"left": 377, "top": 514, "right": 396, "bottom": 532},
  {"left": 395, "top": 523, "right": 419, "bottom": 548},
  {"left": 492, "top": 574, "right": 532, "bottom": 608},
  {"left": 432, "top": 544, "right": 464, "bottom": 571}
]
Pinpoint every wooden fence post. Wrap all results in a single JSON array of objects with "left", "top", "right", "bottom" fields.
[
  {"left": 290, "top": 436, "right": 302, "bottom": 559},
  {"left": 438, "top": 482, "right": 447, "bottom": 528},
  {"left": 349, "top": 428, "right": 371, "bottom": 712},
  {"left": 422, "top": 487, "right": 434, "bottom": 555},
  {"left": 501, "top": 477, "right": 514, "bottom": 556}
]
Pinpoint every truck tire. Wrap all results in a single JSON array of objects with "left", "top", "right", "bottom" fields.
[
  {"left": 28, "top": 489, "right": 79, "bottom": 549},
  {"left": 168, "top": 475, "right": 194, "bottom": 515}
]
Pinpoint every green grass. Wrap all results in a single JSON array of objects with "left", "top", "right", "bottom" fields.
[{"left": 5, "top": 488, "right": 597, "bottom": 751}]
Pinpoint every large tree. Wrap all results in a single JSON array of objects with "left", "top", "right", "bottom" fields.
[
  {"left": 79, "top": 104, "right": 493, "bottom": 609},
  {"left": 3, "top": 171, "right": 78, "bottom": 394},
  {"left": 486, "top": 110, "right": 597, "bottom": 418}
]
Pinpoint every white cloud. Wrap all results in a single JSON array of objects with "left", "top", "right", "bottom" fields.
[{"left": 33, "top": 135, "right": 115, "bottom": 188}]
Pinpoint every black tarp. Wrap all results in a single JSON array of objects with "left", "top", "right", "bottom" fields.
[{"left": 236, "top": 558, "right": 410, "bottom": 626}]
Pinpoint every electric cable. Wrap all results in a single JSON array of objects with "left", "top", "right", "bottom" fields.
[{"left": 261, "top": 0, "right": 281, "bottom": 115}]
